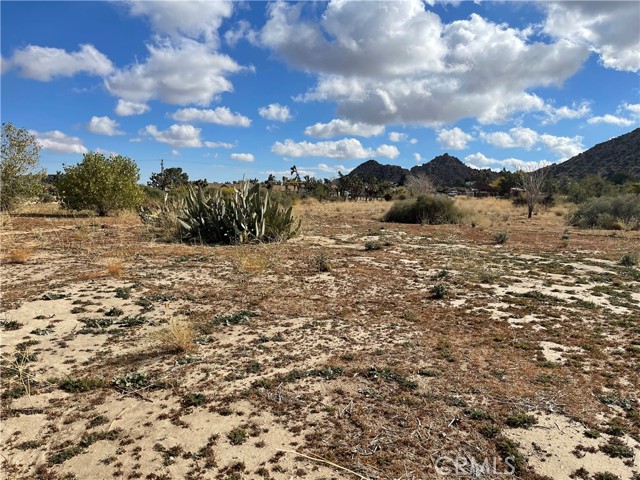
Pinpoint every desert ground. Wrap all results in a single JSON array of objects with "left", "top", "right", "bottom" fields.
[{"left": 1, "top": 198, "right": 639, "bottom": 480}]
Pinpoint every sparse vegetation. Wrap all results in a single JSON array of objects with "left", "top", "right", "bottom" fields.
[
  {"left": 55, "top": 152, "right": 144, "bottom": 216},
  {"left": 173, "top": 181, "right": 300, "bottom": 244},
  {"left": 568, "top": 194, "right": 640, "bottom": 230},
  {"left": 384, "top": 194, "right": 465, "bottom": 224},
  {"left": 153, "top": 319, "right": 197, "bottom": 353}
]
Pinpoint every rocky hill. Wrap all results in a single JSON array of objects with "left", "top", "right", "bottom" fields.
[
  {"left": 546, "top": 128, "right": 640, "bottom": 180},
  {"left": 347, "top": 159, "right": 409, "bottom": 184},
  {"left": 410, "top": 153, "right": 498, "bottom": 186}
]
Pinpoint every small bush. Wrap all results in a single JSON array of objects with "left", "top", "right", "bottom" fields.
[
  {"left": 620, "top": 252, "right": 638, "bottom": 267},
  {"left": 430, "top": 283, "right": 449, "bottom": 299},
  {"left": 4, "top": 248, "right": 32, "bottom": 264},
  {"left": 364, "top": 240, "right": 383, "bottom": 251},
  {"left": 506, "top": 412, "right": 537, "bottom": 429},
  {"left": 384, "top": 195, "right": 465, "bottom": 225},
  {"left": 568, "top": 194, "right": 640, "bottom": 230},
  {"left": 493, "top": 231, "right": 509, "bottom": 244},
  {"left": 106, "top": 261, "right": 124, "bottom": 277},
  {"left": 154, "top": 319, "right": 196, "bottom": 353},
  {"left": 310, "top": 252, "right": 331, "bottom": 272}
]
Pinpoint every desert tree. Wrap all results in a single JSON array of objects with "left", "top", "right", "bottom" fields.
[
  {"left": 56, "top": 152, "right": 143, "bottom": 216},
  {"left": 0, "top": 122, "right": 45, "bottom": 211},
  {"left": 148, "top": 160, "right": 189, "bottom": 191},
  {"left": 404, "top": 172, "right": 435, "bottom": 196},
  {"left": 517, "top": 164, "right": 548, "bottom": 219}
]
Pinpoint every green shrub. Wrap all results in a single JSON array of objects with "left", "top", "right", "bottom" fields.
[
  {"left": 1, "top": 123, "right": 45, "bottom": 211},
  {"left": 56, "top": 152, "right": 143, "bottom": 216},
  {"left": 620, "top": 252, "right": 638, "bottom": 267},
  {"left": 493, "top": 231, "right": 509, "bottom": 244},
  {"left": 384, "top": 195, "right": 464, "bottom": 224},
  {"left": 568, "top": 194, "right": 640, "bottom": 230},
  {"left": 175, "top": 182, "right": 300, "bottom": 244}
]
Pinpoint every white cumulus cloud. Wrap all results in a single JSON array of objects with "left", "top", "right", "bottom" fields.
[
  {"left": 205, "top": 141, "right": 234, "bottom": 149},
  {"left": 31, "top": 130, "right": 88, "bottom": 154},
  {"left": 230, "top": 153, "right": 255, "bottom": 162},
  {"left": 171, "top": 107, "right": 251, "bottom": 127},
  {"left": 388, "top": 132, "right": 408, "bottom": 143},
  {"left": 304, "top": 119, "right": 384, "bottom": 138},
  {"left": 8, "top": 44, "right": 113, "bottom": 81},
  {"left": 125, "top": 0, "right": 233, "bottom": 45},
  {"left": 141, "top": 124, "right": 202, "bottom": 148},
  {"left": 481, "top": 127, "right": 583, "bottom": 159},
  {"left": 543, "top": 2, "right": 640, "bottom": 72},
  {"left": 115, "top": 99, "right": 150, "bottom": 116},
  {"left": 271, "top": 138, "right": 398, "bottom": 159},
  {"left": 105, "top": 39, "right": 243, "bottom": 106},
  {"left": 86, "top": 116, "right": 123, "bottom": 136},
  {"left": 262, "top": 2, "right": 589, "bottom": 125},
  {"left": 436, "top": 127, "right": 473, "bottom": 150},
  {"left": 587, "top": 114, "right": 635, "bottom": 127},
  {"left": 258, "top": 103, "right": 293, "bottom": 122}
]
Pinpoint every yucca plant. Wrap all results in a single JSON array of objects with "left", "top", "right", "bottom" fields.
[{"left": 176, "top": 181, "right": 299, "bottom": 244}]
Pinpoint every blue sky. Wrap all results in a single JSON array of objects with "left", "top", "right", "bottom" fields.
[{"left": 1, "top": 1, "right": 639, "bottom": 183}]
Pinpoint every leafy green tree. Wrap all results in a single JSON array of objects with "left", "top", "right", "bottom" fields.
[
  {"left": 56, "top": 152, "right": 143, "bottom": 216},
  {"left": 148, "top": 165, "right": 189, "bottom": 191},
  {"left": 1, "top": 122, "right": 45, "bottom": 211}
]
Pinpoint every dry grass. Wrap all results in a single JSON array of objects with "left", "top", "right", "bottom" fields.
[
  {"left": 153, "top": 318, "right": 197, "bottom": 354},
  {"left": 3, "top": 248, "right": 33, "bottom": 264},
  {"left": 105, "top": 260, "right": 124, "bottom": 277}
]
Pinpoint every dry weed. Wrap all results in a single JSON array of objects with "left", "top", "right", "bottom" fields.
[
  {"left": 106, "top": 261, "right": 124, "bottom": 277},
  {"left": 153, "top": 318, "right": 197, "bottom": 354},
  {"left": 3, "top": 248, "right": 33, "bottom": 264}
]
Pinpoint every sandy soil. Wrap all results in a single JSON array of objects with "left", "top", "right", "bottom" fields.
[{"left": 1, "top": 199, "right": 639, "bottom": 480}]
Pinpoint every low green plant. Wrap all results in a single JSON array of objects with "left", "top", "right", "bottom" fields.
[
  {"left": 568, "top": 194, "right": 640, "bottom": 230},
  {"left": 620, "top": 252, "right": 638, "bottom": 267},
  {"left": 384, "top": 195, "right": 465, "bottom": 225},
  {"left": 364, "top": 240, "right": 383, "bottom": 251},
  {"left": 493, "top": 231, "right": 509, "bottom": 244},
  {"left": 430, "top": 283, "right": 449, "bottom": 299},
  {"left": 227, "top": 427, "right": 247, "bottom": 445},
  {"left": 58, "top": 377, "right": 107, "bottom": 393},
  {"left": 506, "top": 412, "right": 538, "bottom": 429},
  {"left": 599, "top": 437, "right": 633, "bottom": 458},
  {"left": 175, "top": 182, "right": 300, "bottom": 244},
  {"left": 310, "top": 252, "right": 331, "bottom": 272}
]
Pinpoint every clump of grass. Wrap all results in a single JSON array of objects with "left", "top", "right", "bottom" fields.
[
  {"left": 364, "top": 240, "right": 383, "bottom": 251},
  {"left": 214, "top": 310, "right": 256, "bottom": 327},
  {"left": 106, "top": 261, "right": 124, "bottom": 277},
  {"left": 227, "top": 427, "right": 247, "bottom": 445},
  {"left": 4, "top": 248, "right": 32, "bottom": 264},
  {"left": 495, "top": 437, "right": 526, "bottom": 474},
  {"left": 384, "top": 195, "right": 465, "bottom": 225},
  {"left": 310, "top": 252, "right": 331, "bottom": 272},
  {"left": 114, "top": 287, "right": 131, "bottom": 299},
  {"left": 619, "top": 252, "right": 638, "bottom": 267},
  {"left": 599, "top": 437, "right": 634, "bottom": 458},
  {"left": 182, "top": 392, "right": 207, "bottom": 407},
  {"left": 493, "top": 231, "right": 509, "bottom": 244},
  {"left": 1, "top": 320, "right": 22, "bottom": 331},
  {"left": 430, "top": 283, "right": 449, "bottom": 299},
  {"left": 153, "top": 318, "right": 197, "bottom": 353},
  {"left": 592, "top": 473, "right": 621, "bottom": 480},
  {"left": 58, "top": 377, "right": 107, "bottom": 393},
  {"left": 505, "top": 412, "right": 537, "bottom": 429}
]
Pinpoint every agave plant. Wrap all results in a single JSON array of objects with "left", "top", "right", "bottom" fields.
[{"left": 175, "top": 181, "right": 299, "bottom": 244}]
